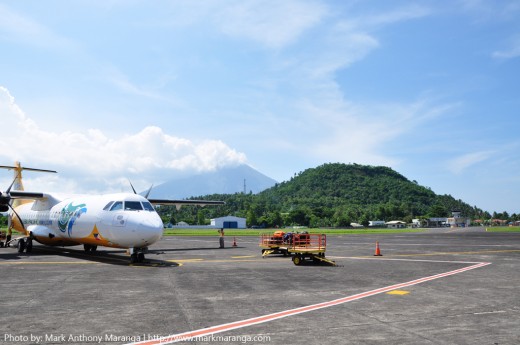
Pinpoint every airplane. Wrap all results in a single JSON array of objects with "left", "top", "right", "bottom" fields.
[{"left": 0, "top": 162, "right": 224, "bottom": 264}]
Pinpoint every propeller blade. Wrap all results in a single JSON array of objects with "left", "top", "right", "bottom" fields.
[
  {"left": 128, "top": 179, "right": 137, "bottom": 194},
  {"left": 144, "top": 184, "right": 154, "bottom": 199},
  {"left": 5, "top": 175, "right": 17, "bottom": 193},
  {"left": 8, "top": 203, "right": 26, "bottom": 231}
]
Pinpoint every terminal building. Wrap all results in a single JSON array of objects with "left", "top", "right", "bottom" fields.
[{"left": 446, "top": 210, "right": 471, "bottom": 227}]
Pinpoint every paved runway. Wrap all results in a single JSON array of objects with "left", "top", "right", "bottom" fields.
[{"left": 1, "top": 228, "right": 519, "bottom": 344}]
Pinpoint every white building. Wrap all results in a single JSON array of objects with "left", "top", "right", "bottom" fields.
[
  {"left": 385, "top": 220, "right": 406, "bottom": 229},
  {"left": 211, "top": 216, "right": 247, "bottom": 229},
  {"left": 369, "top": 220, "right": 386, "bottom": 227},
  {"left": 446, "top": 211, "right": 470, "bottom": 227}
]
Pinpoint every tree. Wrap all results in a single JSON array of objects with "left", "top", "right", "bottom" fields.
[
  {"left": 359, "top": 214, "right": 369, "bottom": 227},
  {"left": 428, "top": 203, "right": 448, "bottom": 217},
  {"left": 246, "top": 209, "right": 257, "bottom": 227},
  {"left": 197, "top": 209, "right": 207, "bottom": 225}
]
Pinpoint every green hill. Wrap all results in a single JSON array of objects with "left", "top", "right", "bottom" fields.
[{"left": 157, "top": 163, "right": 490, "bottom": 227}]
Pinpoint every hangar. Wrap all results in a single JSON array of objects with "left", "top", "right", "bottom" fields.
[{"left": 211, "top": 216, "right": 246, "bottom": 229}]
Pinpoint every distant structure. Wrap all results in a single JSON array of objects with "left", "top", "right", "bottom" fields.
[
  {"left": 211, "top": 216, "right": 246, "bottom": 229},
  {"left": 385, "top": 220, "right": 406, "bottom": 229},
  {"left": 369, "top": 220, "right": 386, "bottom": 227},
  {"left": 446, "top": 210, "right": 471, "bottom": 227}
]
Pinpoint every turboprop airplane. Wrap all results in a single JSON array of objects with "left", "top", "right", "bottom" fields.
[{"left": 0, "top": 162, "right": 224, "bottom": 264}]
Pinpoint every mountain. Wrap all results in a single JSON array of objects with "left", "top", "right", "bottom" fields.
[
  {"left": 256, "top": 163, "right": 485, "bottom": 217},
  {"left": 148, "top": 164, "right": 277, "bottom": 199},
  {"left": 156, "top": 163, "right": 491, "bottom": 228}
]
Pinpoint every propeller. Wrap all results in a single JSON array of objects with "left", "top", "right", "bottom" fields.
[
  {"left": 128, "top": 179, "right": 154, "bottom": 199},
  {"left": 0, "top": 176, "right": 26, "bottom": 230},
  {"left": 0, "top": 163, "right": 57, "bottom": 231}
]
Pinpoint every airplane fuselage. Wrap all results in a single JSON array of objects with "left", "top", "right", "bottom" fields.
[{"left": 11, "top": 192, "right": 164, "bottom": 250}]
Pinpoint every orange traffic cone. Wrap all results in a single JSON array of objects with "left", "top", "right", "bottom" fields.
[
  {"left": 374, "top": 241, "right": 382, "bottom": 256},
  {"left": 232, "top": 237, "right": 238, "bottom": 247}
]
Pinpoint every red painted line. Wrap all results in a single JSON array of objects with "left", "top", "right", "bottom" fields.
[{"left": 126, "top": 262, "right": 490, "bottom": 345}]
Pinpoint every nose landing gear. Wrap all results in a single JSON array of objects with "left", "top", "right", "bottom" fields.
[{"left": 129, "top": 247, "right": 147, "bottom": 264}]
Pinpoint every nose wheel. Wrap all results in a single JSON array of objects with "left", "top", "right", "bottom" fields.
[{"left": 129, "top": 248, "right": 147, "bottom": 264}]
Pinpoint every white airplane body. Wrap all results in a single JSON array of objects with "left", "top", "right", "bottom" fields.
[{"left": 1, "top": 163, "right": 224, "bottom": 263}]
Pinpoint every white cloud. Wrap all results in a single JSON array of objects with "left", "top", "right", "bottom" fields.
[
  {"left": 0, "top": 86, "right": 246, "bottom": 193},
  {"left": 446, "top": 150, "right": 494, "bottom": 174},
  {"left": 301, "top": 96, "right": 456, "bottom": 167},
  {"left": 0, "top": 3, "right": 76, "bottom": 51},
  {"left": 492, "top": 34, "right": 520, "bottom": 60},
  {"left": 214, "top": 0, "right": 327, "bottom": 49}
]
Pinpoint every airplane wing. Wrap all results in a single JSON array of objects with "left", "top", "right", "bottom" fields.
[{"left": 148, "top": 199, "right": 225, "bottom": 210}]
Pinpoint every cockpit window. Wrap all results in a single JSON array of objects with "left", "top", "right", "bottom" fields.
[
  {"left": 103, "top": 201, "right": 114, "bottom": 211},
  {"left": 110, "top": 201, "right": 123, "bottom": 211},
  {"left": 142, "top": 201, "right": 155, "bottom": 211},
  {"left": 124, "top": 201, "right": 143, "bottom": 211}
]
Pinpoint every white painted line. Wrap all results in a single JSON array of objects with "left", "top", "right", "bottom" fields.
[
  {"left": 331, "top": 256, "right": 485, "bottom": 264},
  {"left": 125, "top": 262, "right": 490, "bottom": 345},
  {"left": 335, "top": 242, "right": 519, "bottom": 247}
]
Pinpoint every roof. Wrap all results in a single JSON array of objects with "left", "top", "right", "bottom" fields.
[{"left": 385, "top": 220, "right": 406, "bottom": 224}]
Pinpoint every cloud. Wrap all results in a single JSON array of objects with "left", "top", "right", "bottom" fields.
[
  {"left": 214, "top": 0, "right": 327, "bottom": 49},
  {"left": 446, "top": 150, "right": 494, "bottom": 174},
  {"left": 0, "top": 3, "right": 76, "bottom": 51},
  {"left": 0, "top": 86, "right": 246, "bottom": 193},
  {"left": 492, "top": 34, "right": 520, "bottom": 60},
  {"left": 301, "top": 96, "right": 457, "bottom": 167}
]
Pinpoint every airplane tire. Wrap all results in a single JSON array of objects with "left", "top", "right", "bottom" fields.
[
  {"left": 26, "top": 239, "right": 33, "bottom": 253},
  {"left": 130, "top": 253, "right": 138, "bottom": 264},
  {"left": 17, "top": 239, "right": 26, "bottom": 253},
  {"left": 137, "top": 253, "right": 145, "bottom": 263}
]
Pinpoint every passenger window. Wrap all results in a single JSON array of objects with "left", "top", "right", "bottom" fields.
[
  {"left": 125, "top": 201, "right": 143, "bottom": 211},
  {"left": 103, "top": 201, "right": 114, "bottom": 211},
  {"left": 142, "top": 201, "right": 154, "bottom": 211},
  {"left": 110, "top": 201, "right": 123, "bottom": 211}
]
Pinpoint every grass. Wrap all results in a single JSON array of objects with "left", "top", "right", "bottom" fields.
[
  {"left": 1, "top": 226, "right": 424, "bottom": 237},
  {"left": 162, "top": 228, "right": 425, "bottom": 236},
  {"left": 485, "top": 226, "right": 520, "bottom": 232}
]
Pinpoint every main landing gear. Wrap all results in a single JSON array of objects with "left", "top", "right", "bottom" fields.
[
  {"left": 129, "top": 247, "right": 147, "bottom": 264},
  {"left": 83, "top": 244, "right": 98, "bottom": 253},
  {"left": 17, "top": 237, "right": 33, "bottom": 253}
]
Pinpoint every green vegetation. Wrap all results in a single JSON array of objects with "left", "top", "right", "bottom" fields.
[
  {"left": 485, "top": 226, "right": 520, "bottom": 232},
  {"left": 157, "top": 163, "right": 518, "bottom": 229},
  {"left": 162, "top": 228, "right": 426, "bottom": 236}
]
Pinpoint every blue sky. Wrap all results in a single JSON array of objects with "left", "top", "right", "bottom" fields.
[{"left": 0, "top": 0, "right": 519, "bottom": 214}]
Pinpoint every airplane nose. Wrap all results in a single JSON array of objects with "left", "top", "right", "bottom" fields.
[{"left": 138, "top": 214, "right": 163, "bottom": 245}]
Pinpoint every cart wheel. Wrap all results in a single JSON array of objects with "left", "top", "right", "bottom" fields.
[{"left": 293, "top": 255, "right": 302, "bottom": 266}]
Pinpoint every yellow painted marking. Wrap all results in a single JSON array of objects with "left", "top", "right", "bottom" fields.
[
  {"left": 166, "top": 258, "right": 286, "bottom": 264},
  {"left": 167, "top": 259, "right": 204, "bottom": 263},
  {"left": 386, "top": 290, "right": 410, "bottom": 295},
  {"left": 0, "top": 261, "right": 99, "bottom": 265},
  {"left": 231, "top": 255, "right": 256, "bottom": 259}
]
